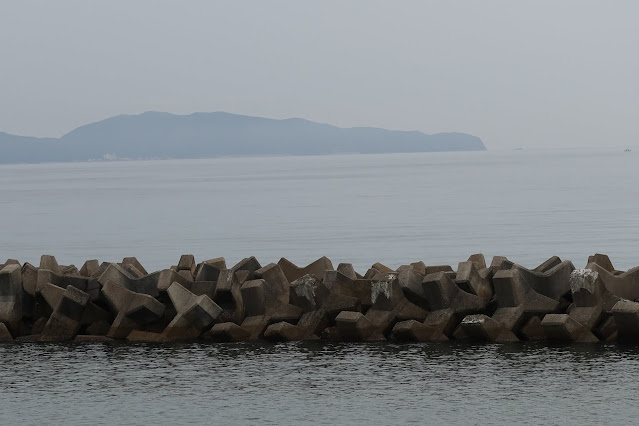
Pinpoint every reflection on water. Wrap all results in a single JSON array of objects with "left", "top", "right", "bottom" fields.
[{"left": 1, "top": 341, "right": 639, "bottom": 424}]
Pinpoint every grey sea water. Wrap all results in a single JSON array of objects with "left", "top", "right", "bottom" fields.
[
  {"left": 1, "top": 148, "right": 638, "bottom": 271},
  {"left": 2, "top": 148, "right": 639, "bottom": 424},
  {"left": 2, "top": 341, "right": 639, "bottom": 425}
]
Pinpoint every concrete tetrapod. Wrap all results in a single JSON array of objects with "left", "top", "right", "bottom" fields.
[
  {"left": 541, "top": 269, "right": 622, "bottom": 342},
  {"left": 277, "top": 257, "right": 334, "bottom": 283},
  {"left": 611, "top": 299, "right": 639, "bottom": 343},
  {"left": 323, "top": 270, "right": 376, "bottom": 310},
  {"left": 163, "top": 282, "right": 222, "bottom": 340},
  {"left": 586, "top": 263, "right": 639, "bottom": 301},
  {"left": 40, "top": 286, "right": 91, "bottom": 341},
  {"left": 214, "top": 268, "right": 247, "bottom": 324},
  {"left": 38, "top": 282, "right": 111, "bottom": 336},
  {"left": 264, "top": 272, "right": 361, "bottom": 341},
  {"left": 461, "top": 267, "right": 560, "bottom": 342},
  {"left": 36, "top": 267, "right": 96, "bottom": 300},
  {"left": 0, "top": 264, "right": 23, "bottom": 335},
  {"left": 337, "top": 275, "right": 427, "bottom": 341},
  {"left": 239, "top": 276, "right": 303, "bottom": 341},
  {"left": 96, "top": 263, "right": 162, "bottom": 297},
  {"left": 420, "top": 271, "right": 490, "bottom": 341},
  {"left": 0, "top": 323, "right": 12, "bottom": 341},
  {"left": 455, "top": 256, "right": 494, "bottom": 300},
  {"left": 101, "top": 280, "right": 165, "bottom": 339},
  {"left": 511, "top": 257, "right": 574, "bottom": 301},
  {"left": 195, "top": 257, "right": 226, "bottom": 282}
]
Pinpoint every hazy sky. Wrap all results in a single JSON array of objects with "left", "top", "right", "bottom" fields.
[{"left": 1, "top": 1, "right": 638, "bottom": 149}]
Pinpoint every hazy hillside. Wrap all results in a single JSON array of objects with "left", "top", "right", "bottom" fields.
[{"left": 0, "top": 112, "right": 486, "bottom": 164}]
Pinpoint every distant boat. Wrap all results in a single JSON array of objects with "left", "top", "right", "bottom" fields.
[{"left": 625, "top": 148, "right": 632, "bottom": 152}]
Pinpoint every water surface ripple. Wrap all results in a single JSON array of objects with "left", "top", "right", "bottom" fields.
[{"left": 1, "top": 342, "right": 638, "bottom": 424}]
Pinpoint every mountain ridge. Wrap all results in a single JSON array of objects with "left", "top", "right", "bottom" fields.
[{"left": 0, "top": 111, "right": 486, "bottom": 164}]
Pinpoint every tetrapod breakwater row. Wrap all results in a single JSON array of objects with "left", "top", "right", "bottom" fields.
[{"left": 0, "top": 253, "right": 638, "bottom": 343}]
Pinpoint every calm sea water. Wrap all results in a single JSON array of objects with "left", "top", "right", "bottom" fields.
[
  {"left": 1, "top": 148, "right": 638, "bottom": 271},
  {"left": 2, "top": 149, "right": 639, "bottom": 424},
  {"left": 2, "top": 342, "right": 639, "bottom": 425}
]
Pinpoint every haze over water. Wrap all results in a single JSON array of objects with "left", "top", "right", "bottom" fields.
[{"left": 1, "top": 148, "right": 637, "bottom": 271}]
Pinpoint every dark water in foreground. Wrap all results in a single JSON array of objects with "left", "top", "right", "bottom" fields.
[{"left": 1, "top": 341, "right": 638, "bottom": 425}]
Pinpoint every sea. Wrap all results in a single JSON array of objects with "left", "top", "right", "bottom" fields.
[{"left": 1, "top": 148, "right": 639, "bottom": 424}]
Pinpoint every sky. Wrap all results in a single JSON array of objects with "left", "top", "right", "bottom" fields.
[{"left": 1, "top": 1, "right": 638, "bottom": 149}]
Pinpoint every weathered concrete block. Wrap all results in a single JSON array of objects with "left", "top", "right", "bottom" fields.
[
  {"left": 231, "top": 257, "right": 262, "bottom": 278},
  {"left": 102, "top": 280, "right": 165, "bottom": 339},
  {"left": 423, "top": 271, "right": 489, "bottom": 314},
  {"left": 255, "top": 263, "right": 289, "bottom": 305},
  {"left": 278, "top": 257, "right": 334, "bottom": 283},
  {"left": 214, "top": 269, "right": 246, "bottom": 324},
  {"left": 178, "top": 254, "right": 197, "bottom": 275},
  {"left": 0, "top": 322, "right": 13, "bottom": 341},
  {"left": 586, "top": 253, "right": 615, "bottom": 272},
  {"left": 593, "top": 316, "right": 617, "bottom": 341},
  {"left": 467, "top": 253, "right": 487, "bottom": 269},
  {"left": 570, "top": 269, "right": 620, "bottom": 312},
  {"left": 585, "top": 263, "right": 639, "bottom": 301},
  {"left": 363, "top": 277, "right": 428, "bottom": 337},
  {"left": 455, "top": 261, "right": 493, "bottom": 299},
  {"left": 423, "top": 265, "right": 454, "bottom": 276},
  {"left": 323, "top": 270, "right": 375, "bottom": 309},
  {"left": 335, "top": 311, "right": 383, "bottom": 341},
  {"left": 40, "top": 286, "right": 91, "bottom": 341},
  {"left": 363, "top": 268, "right": 382, "bottom": 280},
  {"left": 398, "top": 268, "right": 429, "bottom": 308},
  {"left": 37, "top": 268, "right": 95, "bottom": 301},
  {"left": 295, "top": 289, "right": 360, "bottom": 338},
  {"left": 289, "top": 274, "right": 329, "bottom": 313},
  {"left": 492, "top": 269, "right": 560, "bottom": 313},
  {"left": 408, "top": 261, "right": 427, "bottom": 276},
  {"left": 371, "top": 262, "right": 394, "bottom": 274},
  {"left": 263, "top": 321, "right": 310, "bottom": 341},
  {"left": 612, "top": 300, "right": 639, "bottom": 343},
  {"left": 241, "top": 278, "right": 302, "bottom": 322},
  {"left": 0, "top": 264, "right": 22, "bottom": 333},
  {"left": 164, "top": 282, "right": 222, "bottom": 339},
  {"left": 490, "top": 256, "right": 514, "bottom": 273},
  {"left": 177, "top": 270, "right": 194, "bottom": 281},
  {"left": 239, "top": 315, "right": 271, "bottom": 339},
  {"left": 40, "top": 255, "right": 60, "bottom": 273},
  {"left": 422, "top": 309, "right": 457, "bottom": 339},
  {"left": 21, "top": 263, "right": 38, "bottom": 296},
  {"left": 520, "top": 316, "right": 545, "bottom": 340},
  {"left": 461, "top": 314, "right": 518, "bottom": 342},
  {"left": 79, "top": 259, "right": 100, "bottom": 278},
  {"left": 195, "top": 258, "right": 226, "bottom": 282},
  {"left": 540, "top": 314, "right": 599, "bottom": 342},
  {"left": 336, "top": 263, "right": 358, "bottom": 279},
  {"left": 203, "top": 322, "right": 251, "bottom": 342},
  {"left": 85, "top": 320, "right": 111, "bottom": 336},
  {"left": 241, "top": 279, "right": 266, "bottom": 316},
  {"left": 391, "top": 320, "right": 441, "bottom": 342},
  {"left": 156, "top": 268, "right": 192, "bottom": 294},
  {"left": 534, "top": 256, "right": 562, "bottom": 273},
  {"left": 512, "top": 259, "right": 574, "bottom": 301},
  {"left": 460, "top": 307, "right": 521, "bottom": 342},
  {"left": 127, "top": 330, "right": 167, "bottom": 343}
]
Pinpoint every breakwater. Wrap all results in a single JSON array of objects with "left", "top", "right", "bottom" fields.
[{"left": 0, "top": 253, "right": 637, "bottom": 343}]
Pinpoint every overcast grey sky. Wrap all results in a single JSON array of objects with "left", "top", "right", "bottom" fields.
[{"left": 1, "top": 1, "right": 637, "bottom": 149}]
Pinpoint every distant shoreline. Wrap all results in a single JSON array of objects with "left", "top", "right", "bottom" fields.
[{"left": 0, "top": 111, "right": 486, "bottom": 165}]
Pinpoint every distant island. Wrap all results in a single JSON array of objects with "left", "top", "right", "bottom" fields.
[{"left": 0, "top": 111, "right": 486, "bottom": 164}]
